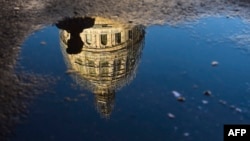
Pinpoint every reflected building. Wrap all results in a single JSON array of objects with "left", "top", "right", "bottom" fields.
[{"left": 59, "top": 17, "right": 145, "bottom": 118}]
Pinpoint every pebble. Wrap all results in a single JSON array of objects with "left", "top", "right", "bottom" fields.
[
  {"left": 202, "top": 100, "right": 208, "bottom": 104},
  {"left": 228, "top": 105, "right": 243, "bottom": 113},
  {"left": 172, "top": 90, "right": 181, "bottom": 98},
  {"left": 203, "top": 90, "right": 212, "bottom": 96},
  {"left": 235, "top": 108, "right": 242, "bottom": 113},
  {"left": 177, "top": 96, "right": 186, "bottom": 102},
  {"left": 40, "top": 41, "right": 46, "bottom": 45},
  {"left": 183, "top": 132, "right": 190, "bottom": 137},
  {"left": 218, "top": 100, "right": 227, "bottom": 105},
  {"left": 14, "top": 7, "right": 20, "bottom": 10},
  {"left": 211, "top": 61, "right": 219, "bottom": 67},
  {"left": 167, "top": 113, "right": 175, "bottom": 119},
  {"left": 64, "top": 97, "right": 71, "bottom": 102},
  {"left": 172, "top": 90, "right": 185, "bottom": 102},
  {"left": 230, "top": 105, "right": 236, "bottom": 109}
]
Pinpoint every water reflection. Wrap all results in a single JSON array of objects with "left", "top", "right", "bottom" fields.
[
  {"left": 58, "top": 17, "right": 145, "bottom": 118},
  {"left": 56, "top": 17, "right": 95, "bottom": 54}
]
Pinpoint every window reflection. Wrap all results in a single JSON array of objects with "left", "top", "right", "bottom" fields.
[
  {"left": 115, "top": 33, "right": 121, "bottom": 44},
  {"left": 86, "top": 34, "right": 92, "bottom": 45},
  {"left": 101, "top": 34, "right": 107, "bottom": 45}
]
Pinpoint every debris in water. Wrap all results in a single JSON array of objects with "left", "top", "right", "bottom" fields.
[
  {"left": 228, "top": 104, "right": 243, "bottom": 113},
  {"left": 202, "top": 100, "right": 208, "bottom": 104},
  {"left": 183, "top": 132, "right": 190, "bottom": 137},
  {"left": 167, "top": 113, "right": 175, "bottom": 119},
  {"left": 211, "top": 61, "right": 219, "bottom": 67},
  {"left": 230, "top": 105, "right": 242, "bottom": 113},
  {"left": 230, "top": 105, "right": 236, "bottom": 109},
  {"left": 218, "top": 100, "right": 227, "bottom": 105},
  {"left": 40, "top": 41, "right": 46, "bottom": 45},
  {"left": 177, "top": 97, "right": 186, "bottom": 102},
  {"left": 235, "top": 108, "right": 242, "bottom": 113},
  {"left": 64, "top": 97, "right": 71, "bottom": 102},
  {"left": 172, "top": 90, "right": 181, "bottom": 98},
  {"left": 172, "top": 90, "right": 186, "bottom": 102},
  {"left": 203, "top": 90, "right": 212, "bottom": 96}
]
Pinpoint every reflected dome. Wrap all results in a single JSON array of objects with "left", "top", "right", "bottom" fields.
[{"left": 59, "top": 17, "right": 145, "bottom": 118}]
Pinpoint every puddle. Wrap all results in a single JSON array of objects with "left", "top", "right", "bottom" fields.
[{"left": 4, "top": 15, "right": 249, "bottom": 141}]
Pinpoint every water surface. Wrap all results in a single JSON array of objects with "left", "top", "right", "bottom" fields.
[{"left": 12, "top": 16, "right": 250, "bottom": 141}]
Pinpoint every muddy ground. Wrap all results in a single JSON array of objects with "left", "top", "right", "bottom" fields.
[{"left": 1, "top": 0, "right": 250, "bottom": 140}]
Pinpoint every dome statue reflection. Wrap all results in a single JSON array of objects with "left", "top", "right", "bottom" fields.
[{"left": 59, "top": 17, "right": 145, "bottom": 118}]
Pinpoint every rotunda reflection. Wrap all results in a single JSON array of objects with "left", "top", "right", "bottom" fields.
[{"left": 58, "top": 17, "right": 145, "bottom": 118}]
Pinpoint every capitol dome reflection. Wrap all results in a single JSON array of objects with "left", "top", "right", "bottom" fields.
[{"left": 59, "top": 17, "right": 145, "bottom": 118}]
